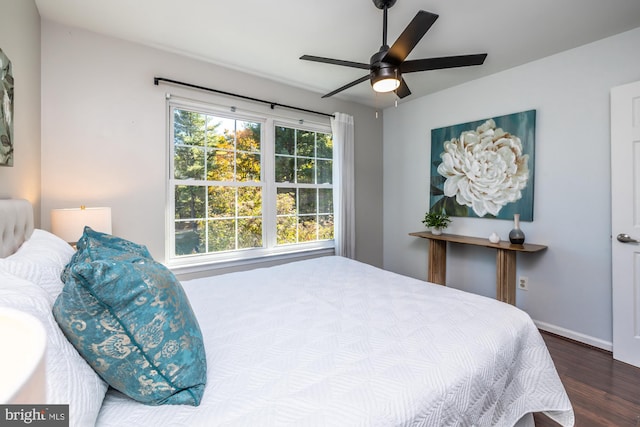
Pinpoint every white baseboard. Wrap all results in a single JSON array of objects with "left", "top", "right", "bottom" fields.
[{"left": 534, "top": 320, "right": 613, "bottom": 352}]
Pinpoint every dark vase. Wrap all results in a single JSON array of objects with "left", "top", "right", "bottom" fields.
[{"left": 509, "top": 214, "right": 525, "bottom": 244}]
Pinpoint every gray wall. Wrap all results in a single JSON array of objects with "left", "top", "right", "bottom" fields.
[
  {"left": 383, "top": 27, "right": 640, "bottom": 349},
  {"left": 40, "top": 20, "right": 383, "bottom": 269},
  {"left": 0, "top": 0, "right": 41, "bottom": 224}
]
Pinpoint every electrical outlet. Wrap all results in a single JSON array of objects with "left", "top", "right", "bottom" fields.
[{"left": 518, "top": 276, "right": 529, "bottom": 291}]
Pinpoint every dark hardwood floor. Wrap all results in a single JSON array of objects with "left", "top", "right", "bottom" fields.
[{"left": 533, "top": 331, "right": 640, "bottom": 427}]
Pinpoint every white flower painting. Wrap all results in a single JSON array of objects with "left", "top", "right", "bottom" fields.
[{"left": 430, "top": 110, "right": 536, "bottom": 221}]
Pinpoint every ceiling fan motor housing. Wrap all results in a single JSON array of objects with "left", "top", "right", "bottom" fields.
[{"left": 370, "top": 48, "right": 399, "bottom": 89}]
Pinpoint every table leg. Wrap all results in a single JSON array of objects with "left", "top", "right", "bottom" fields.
[
  {"left": 428, "top": 239, "right": 447, "bottom": 285},
  {"left": 496, "top": 249, "right": 517, "bottom": 304}
]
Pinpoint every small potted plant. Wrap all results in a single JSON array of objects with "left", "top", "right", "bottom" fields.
[{"left": 422, "top": 210, "right": 451, "bottom": 235}]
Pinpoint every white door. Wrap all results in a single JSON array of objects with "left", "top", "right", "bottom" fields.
[{"left": 611, "top": 79, "right": 640, "bottom": 367}]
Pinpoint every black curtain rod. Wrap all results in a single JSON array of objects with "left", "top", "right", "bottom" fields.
[{"left": 154, "top": 77, "right": 334, "bottom": 119}]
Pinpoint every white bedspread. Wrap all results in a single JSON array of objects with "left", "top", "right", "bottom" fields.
[{"left": 96, "top": 256, "right": 574, "bottom": 426}]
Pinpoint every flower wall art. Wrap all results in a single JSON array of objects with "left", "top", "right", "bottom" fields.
[
  {"left": 429, "top": 110, "right": 536, "bottom": 221},
  {"left": 0, "top": 48, "right": 13, "bottom": 167}
]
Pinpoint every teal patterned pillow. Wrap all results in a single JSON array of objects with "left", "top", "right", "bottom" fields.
[
  {"left": 61, "top": 227, "right": 152, "bottom": 283},
  {"left": 53, "top": 240, "right": 207, "bottom": 406}
]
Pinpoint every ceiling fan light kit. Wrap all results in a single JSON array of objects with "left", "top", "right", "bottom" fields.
[
  {"left": 371, "top": 67, "right": 400, "bottom": 93},
  {"left": 300, "top": 0, "right": 488, "bottom": 100}
]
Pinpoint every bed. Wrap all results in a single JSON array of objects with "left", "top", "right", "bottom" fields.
[{"left": 0, "top": 199, "right": 574, "bottom": 426}]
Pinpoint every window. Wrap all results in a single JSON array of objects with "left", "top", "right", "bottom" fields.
[
  {"left": 274, "top": 126, "right": 334, "bottom": 245},
  {"left": 168, "top": 100, "right": 334, "bottom": 266}
]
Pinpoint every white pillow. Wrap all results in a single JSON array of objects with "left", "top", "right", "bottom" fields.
[
  {"left": 0, "top": 270, "right": 108, "bottom": 427},
  {"left": 0, "top": 229, "right": 74, "bottom": 304}
]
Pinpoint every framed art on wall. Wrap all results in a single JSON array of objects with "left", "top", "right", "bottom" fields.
[
  {"left": 429, "top": 110, "right": 536, "bottom": 221},
  {"left": 0, "top": 48, "right": 14, "bottom": 167}
]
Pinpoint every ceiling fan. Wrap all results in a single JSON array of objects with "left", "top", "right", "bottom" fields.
[{"left": 300, "top": 0, "right": 488, "bottom": 99}]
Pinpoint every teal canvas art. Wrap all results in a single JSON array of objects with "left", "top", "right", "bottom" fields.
[{"left": 430, "top": 110, "right": 536, "bottom": 221}]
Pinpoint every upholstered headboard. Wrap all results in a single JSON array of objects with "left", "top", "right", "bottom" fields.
[{"left": 0, "top": 199, "right": 34, "bottom": 258}]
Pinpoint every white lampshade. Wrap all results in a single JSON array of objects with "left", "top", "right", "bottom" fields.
[
  {"left": 0, "top": 308, "right": 47, "bottom": 404},
  {"left": 51, "top": 206, "right": 112, "bottom": 243}
]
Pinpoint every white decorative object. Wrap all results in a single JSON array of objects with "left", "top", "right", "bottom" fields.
[
  {"left": 489, "top": 232, "right": 500, "bottom": 243},
  {"left": 0, "top": 307, "right": 46, "bottom": 404}
]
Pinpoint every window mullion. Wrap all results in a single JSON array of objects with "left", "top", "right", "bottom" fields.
[
  {"left": 204, "top": 183, "right": 209, "bottom": 254},
  {"left": 263, "top": 118, "right": 277, "bottom": 249}
]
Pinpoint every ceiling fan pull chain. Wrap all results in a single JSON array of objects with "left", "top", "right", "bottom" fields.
[
  {"left": 393, "top": 68, "right": 399, "bottom": 106},
  {"left": 374, "top": 91, "right": 379, "bottom": 118}
]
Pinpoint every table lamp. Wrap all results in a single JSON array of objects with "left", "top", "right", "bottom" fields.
[{"left": 51, "top": 206, "right": 112, "bottom": 244}]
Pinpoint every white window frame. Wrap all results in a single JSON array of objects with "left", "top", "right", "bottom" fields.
[{"left": 166, "top": 97, "right": 335, "bottom": 273}]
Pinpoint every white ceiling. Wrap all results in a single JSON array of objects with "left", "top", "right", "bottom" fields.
[{"left": 35, "top": 0, "right": 640, "bottom": 108}]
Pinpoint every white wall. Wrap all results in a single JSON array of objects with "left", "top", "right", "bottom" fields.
[
  {"left": 0, "top": 0, "right": 41, "bottom": 223},
  {"left": 40, "top": 20, "right": 383, "bottom": 268},
  {"left": 383, "top": 27, "right": 640, "bottom": 347}
]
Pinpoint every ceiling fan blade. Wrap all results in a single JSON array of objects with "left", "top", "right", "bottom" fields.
[
  {"left": 321, "top": 75, "right": 371, "bottom": 98},
  {"left": 401, "top": 53, "right": 488, "bottom": 73},
  {"left": 395, "top": 77, "right": 411, "bottom": 99},
  {"left": 383, "top": 11, "right": 438, "bottom": 65},
  {"left": 300, "top": 55, "right": 370, "bottom": 70}
]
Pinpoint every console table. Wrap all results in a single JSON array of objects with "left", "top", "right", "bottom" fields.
[{"left": 409, "top": 231, "right": 547, "bottom": 305}]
